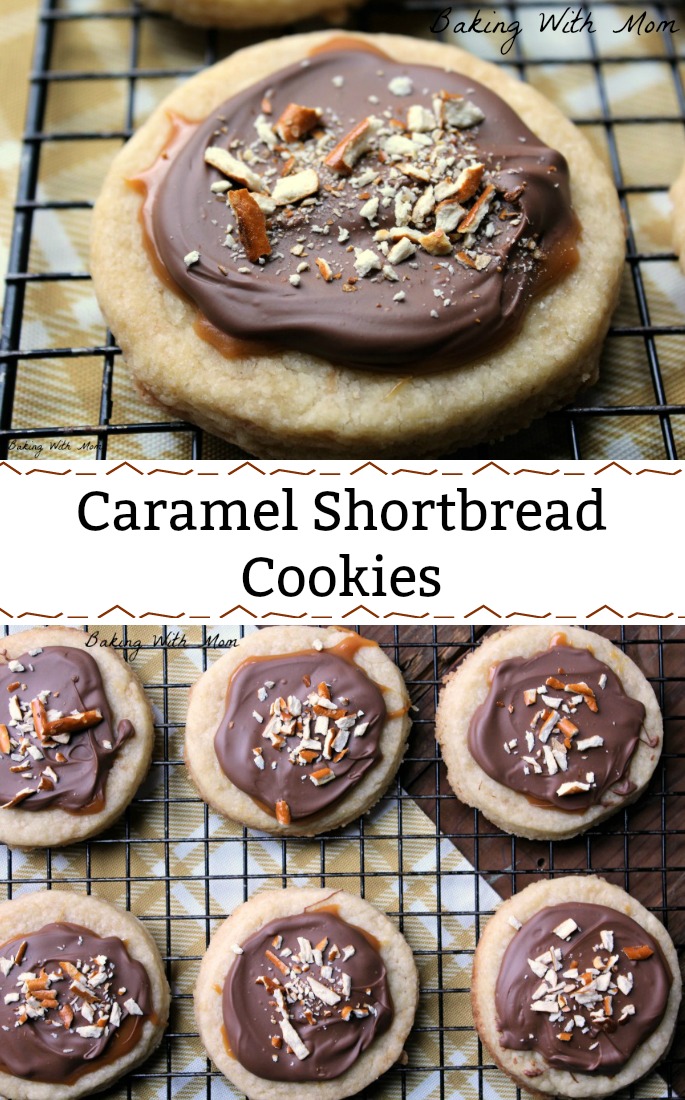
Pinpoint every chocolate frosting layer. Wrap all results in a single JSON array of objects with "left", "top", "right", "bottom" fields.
[
  {"left": 214, "top": 647, "right": 387, "bottom": 821},
  {"left": 0, "top": 647, "right": 134, "bottom": 814},
  {"left": 468, "top": 646, "right": 646, "bottom": 812},
  {"left": 143, "top": 45, "right": 578, "bottom": 370},
  {"left": 496, "top": 902, "right": 672, "bottom": 1075},
  {"left": 223, "top": 909, "right": 393, "bottom": 1081},
  {"left": 0, "top": 921, "right": 152, "bottom": 1085}
]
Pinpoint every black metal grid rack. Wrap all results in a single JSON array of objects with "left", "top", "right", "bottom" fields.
[
  {"left": 1, "top": 1, "right": 685, "bottom": 461},
  {"left": 0, "top": 623, "right": 682, "bottom": 1099}
]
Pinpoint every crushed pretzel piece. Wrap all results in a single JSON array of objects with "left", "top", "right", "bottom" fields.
[
  {"left": 1, "top": 787, "right": 36, "bottom": 809},
  {"left": 411, "top": 186, "right": 435, "bottom": 226},
  {"left": 420, "top": 228, "right": 453, "bottom": 255},
  {"left": 452, "top": 163, "right": 485, "bottom": 202},
  {"left": 275, "top": 799, "right": 291, "bottom": 825},
  {"left": 44, "top": 708, "right": 102, "bottom": 735},
  {"left": 324, "top": 117, "right": 381, "bottom": 175},
  {"left": 252, "top": 193, "right": 277, "bottom": 216},
  {"left": 387, "top": 237, "right": 416, "bottom": 265},
  {"left": 458, "top": 183, "right": 495, "bottom": 234},
  {"left": 435, "top": 197, "right": 466, "bottom": 234},
  {"left": 316, "top": 258, "right": 334, "bottom": 282},
  {"left": 204, "top": 146, "right": 266, "bottom": 193},
  {"left": 397, "top": 162, "right": 431, "bottom": 184},
  {"left": 276, "top": 103, "right": 322, "bottom": 143},
  {"left": 353, "top": 249, "right": 382, "bottom": 277},
  {"left": 556, "top": 780, "right": 592, "bottom": 797},
  {"left": 406, "top": 104, "right": 436, "bottom": 132},
  {"left": 433, "top": 91, "right": 485, "bottom": 129},
  {"left": 228, "top": 189, "right": 271, "bottom": 263},
  {"left": 623, "top": 945, "right": 654, "bottom": 961},
  {"left": 271, "top": 168, "right": 320, "bottom": 206}
]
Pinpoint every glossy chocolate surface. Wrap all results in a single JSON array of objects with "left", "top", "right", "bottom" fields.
[
  {"left": 496, "top": 902, "right": 672, "bottom": 1074},
  {"left": 0, "top": 647, "right": 134, "bottom": 814},
  {"left": 223, "top": 909, "right": 392, "bottom": 1080},
  {"left": 142, "top": 46, "right": 578, "bottom": 370},
  {"left": 468, "top": 646, "right": 646, "bottom": 812},
  {"left": 214, "top": 647, "right": 386, "bottom": 821},
  {"left": 0, "top": 921, "right": 152, "bottom": 1084}
]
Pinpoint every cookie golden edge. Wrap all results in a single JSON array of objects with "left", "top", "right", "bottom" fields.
[
  {"left": 184, "top": 626, "right": 411, "bottom": 836},
  {"left": 670, "top": 160, "right": 685, "bottom": 274},
  {"left": 141, "top": 0, "right": 361, "bottom": 29},
  {"left": 194, "top": 886, "right": 418, "bottom": 1100},
  {"left": 434, "top": 625, "right": 663, "bottom": 841},
  {"left": 471, "top": 875, "right": 682, "bottom": 1099},
  {"left": 0, "top": 627, "right": 155, "bottom": 850},
  {"left": 0, "top": 890, "right": 171, "bottom": 1100},
  {"left": 90, "top": 30, "right": 625, "bottom": 459}
]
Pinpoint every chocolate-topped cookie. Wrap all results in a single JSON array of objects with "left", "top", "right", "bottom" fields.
[
  {"left": 184, "top": 626, "right": 411, "bottom": 835},
  {"left": 142, "top": 51, "right": 577, "bottom": 371},
  {"left": 435, "top": 626, "right": 662, "bottom": 840},
  {"left": 472, "top": 876, "right": 681, "bottom": 1098},
  {"left": 0, "top": 628, "right": 154, "bottom": 849},
  {"left": 195, "top": 886, "right": 418, "bottom": 1099},
  {"left": 90, "top": 31, "right": 623, "bottom": 458},
  {"left": 0, "top": 890, "right": 170, "bottom": 1100}
]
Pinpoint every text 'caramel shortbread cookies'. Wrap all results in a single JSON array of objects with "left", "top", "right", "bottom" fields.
[
  {"left": 90, "top": 31, "right": 624, "bottom": 458},
  {"left": 0, "top": 890, "right": 170, "bottom": 1100},
  {"left": 195, "top": 887, "right": 418, "bottom": 1100},
  {"left": 0, "top": 628, "right": 155, "bottom": 849},
  {"left": 471, "top": 876, "right": 682, "bottom": 1098},
  {"left": 184, "top": 626, "right": 411, "bottom": 835},
  {"left": 435, "top": 626, "right": 662, "bottom": 840}
]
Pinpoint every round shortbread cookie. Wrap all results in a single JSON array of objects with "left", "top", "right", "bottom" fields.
[
  {"left": 140, "top": 0, "right": 359, "bottom": 29},
  {"left": 90, "top": 30, "right": 624, "bottom": 459},
  {"left": 670, "top": 160, "right": 685, "bottom": 274},
  {"left": 435, "top": 626, "right": 662, "bottom": 841},
  {"left": 471, "top": 875, "right": 682, "bottom": 1099},
  {"left": 0, "top": 627, "right": 155, "bottom": 849},
  {"left": 184, "top": 626, "right": 411, "bottom": 836},
  {"left": 195, "top": 886, "right": 418, "bottom": 1099},
  {"left": 0, "top": 889, "right": 170, "bottom": 1100}
]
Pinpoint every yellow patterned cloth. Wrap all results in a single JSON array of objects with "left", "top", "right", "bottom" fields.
[
  {"left": 0, "top": 1, "right": 685, "bottom": 460},
  {"left": 0, "top": 624, "right": 674, "bottom": 1098},
  {"left": 0, "top": 0, "right": 35, "bottom": 277}
]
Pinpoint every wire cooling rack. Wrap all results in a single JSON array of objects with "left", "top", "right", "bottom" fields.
[
  {"left": 0, "top": 623, "right": 682, "bottom": 1099},
  {"left": 1, "top": 0, "right": 685, "bottom": 461}
]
